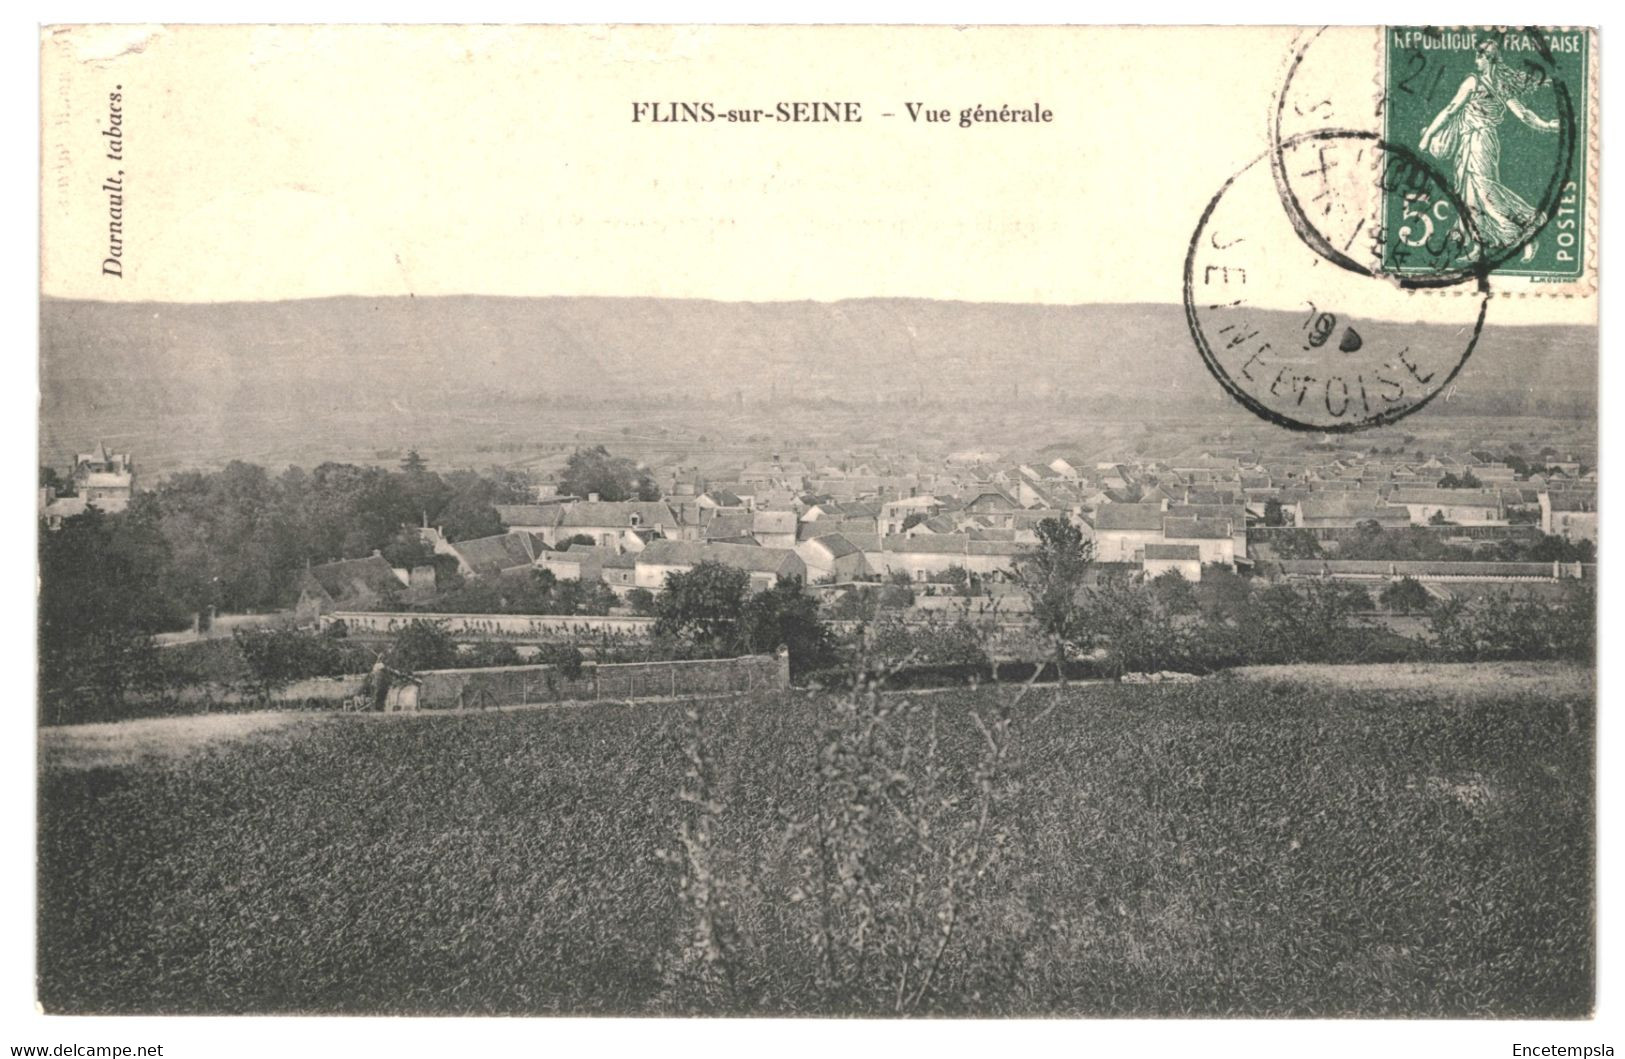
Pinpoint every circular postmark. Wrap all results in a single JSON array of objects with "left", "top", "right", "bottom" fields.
[
  {"left": 1272, "top": 25, "right": 1578, "bottom": 283},
  {"left": 1185, "top": 132, "right": 1489, "bottom": 433}
]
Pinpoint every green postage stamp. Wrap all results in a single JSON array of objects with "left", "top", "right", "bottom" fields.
[{"left": 1383, "top": 27, "right": 1591, "bottom": 281}]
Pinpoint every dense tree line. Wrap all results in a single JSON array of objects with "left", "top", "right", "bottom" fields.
[
  {"left": 38, "top": 456, "right": 532, "bottom": 714},
  {"left": 1028, "top": 567, "right": 1593, "bottom": 678},
  {"left": 1004, "top": 518, "right": 1593, "bottom": 680},
  {"left": 41, "top": 494, "right": 1596, "bottom": 723},
  {"left": 43, "top": 558, "right": 837, "bottom": 721},
  {"left": 1267, "top": 522, "right": 1595, "bottom": 564},
  {"left": 41, "top": 455, "right": 531, "bottom": 617}
]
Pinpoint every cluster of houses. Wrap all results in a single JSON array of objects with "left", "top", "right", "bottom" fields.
[
  {"left": 44, "top": 439, "right": 1592, "bottom": 618},
  {"left": 289, "top": 443, "right": 1596, "bottom": 615}
]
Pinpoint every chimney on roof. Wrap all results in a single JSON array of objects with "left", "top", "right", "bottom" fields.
[{"left": 588, "top": 492, "right": 600, "bottom": 503}]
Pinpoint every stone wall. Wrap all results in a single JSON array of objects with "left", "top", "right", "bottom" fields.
[
  {"left": 328, "top": 611, "right": 657, "bottom": 642},
  {"left": 386, "top": 651, "right": 788, "bottom": 711}
]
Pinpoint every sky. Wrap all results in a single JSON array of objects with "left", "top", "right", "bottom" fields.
[{"left": 36, "top": 24, "right": 1596, "bottom": 325}]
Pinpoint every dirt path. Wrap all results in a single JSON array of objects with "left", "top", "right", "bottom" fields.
[
  {"left": 1230, "top": 660, "right": 1592, "bottom": 698},
  {"left": 45, "top": 662, "right": 1584, "bottom": 771},
  {"left": 39, "top": 711, "right": 323, "bottom": 770}
]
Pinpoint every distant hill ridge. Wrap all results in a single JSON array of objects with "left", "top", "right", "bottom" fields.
[{"left": 41, "top": 295, "right": 1595, "bottom": 419}]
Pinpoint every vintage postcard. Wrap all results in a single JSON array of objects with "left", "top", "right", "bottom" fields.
[{"left": 35, "top": 23, "right": 1599, "bottom": 1033}]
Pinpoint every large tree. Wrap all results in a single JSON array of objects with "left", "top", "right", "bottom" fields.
[
  {"left": 38, "top": 504, "right": 183, "bottom": 718},
  {"left": 1380, "top": 577, "right": 1432, "bottom": 614},
  {"left": 386, "top": 620, "right": 460, "bottom": 672},
  {"left": 739, "top": 575, "right": 834, "bottom": 675},
  {"left": 40, "top": 465, "right": 71, "bottom": 495},
  {"left": 422, "top": 469, "right": 522, "bottom": 542},
  {"left": 653, "top": 560, "right": 749, "bottom": 650},
  {"left": 1270, "top": 529, "right": 1324, "bottom": 560},
  {"left": 1014, "top": 517, "right": 1095, "bottom": 683},
  {"left": 291, "top": 461, "right": 419, "bottom": 561},
  {"left": 152, "top": 460, "right": 300, "bottom": 613},
  {"left": 558, "top": 446, "right": 660, "bottom": 502}
]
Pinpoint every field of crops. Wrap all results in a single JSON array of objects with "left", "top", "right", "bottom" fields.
[{"left": 38, "top": 663, "right": 1593, "bottom": 1017}]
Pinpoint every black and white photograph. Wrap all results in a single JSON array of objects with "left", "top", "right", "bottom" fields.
[{"left": 19, "top": 17, "right": 1616, "bottom": 1056}]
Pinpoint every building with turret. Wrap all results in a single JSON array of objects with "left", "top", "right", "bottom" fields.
[
  {"left": 71, "top": 442, "right": 136, "bottom": 511},
  {"left": 39, "top": 443, "right": 137, "bottom": 528}
]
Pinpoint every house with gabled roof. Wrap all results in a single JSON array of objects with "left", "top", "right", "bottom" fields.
[
  {"left": 540, "top": 543, "right": 607, "bottom": 584},
  {"left": 1018, "top": 463, "right": 1066, "bottom": 484},
  {"left": 1295, "top": 494, "right": 1408, "bottom": 529},
  {"left": 1387, "top": 488, "right": 1504, "bottom": 526},
  {"left": 795, "top": 533, "right": 869, "bottom": 583},
  {"left": 1539, "top": 491, "right": 1597, "bottom": 542},
  {"left": 877, "top": 533, "right": 1023, "bottom": 581},
  {"left": 38, "top": 490, "right": 88, "bottom": 530},
  {"left": 740, "top": 460, "right": 808, "bottom": 495},
  {"left": 1163, "top": 517, "right": 1237, "bottom": 566},
  {"left": 880, "top": 494, "right": 940, "bottom": 535},
  {"left": 1143, "top": 544, "right": 1201, "bottom": 582},
  {"left": 1239, "top": 473, "right": 1274, "bottom": 492},
  {"left": 752, "top": 509, "right": 799, "bottom": 550},
  {"left": 1014, "top": 478, "right": 1069, "bottom": 510},
  {"left": 540, "top": 500, "right": 683, "bottom": 549},
  {"left": 296, "top": 553, "right": 406, "bottom": 620},
  {"left": 618, "top": 526, "right": 665, "bottom": 553},
  {"left": 697, "top": 488, "right": 747, "bottom": 511},
  {"left": 1414, "top": 455, "right": 1457, "bottom": 475},
  {"left": 748, "top": 485, "right": 801, "bottom": 511},
  {"left": 1167, "top": 503, "right": 1249, "bottom": 553},
  {"left": 1168, "top": 455, "right": 1240, "bottom": 484},
  {"left": 494, "top": 500, "right": 574, "bottom": 534},
  {"left": 703, "top": 509, "right": 756, "bottom": 543},
  {"left": 1048, "top": 456, "right": 1089, "bottom": 480},
  {"left": 1098, "top": 464, "right": 1132, "bottom": 490},
  {"left": 441, "top": 531, "right": 545, "bottom": 580},
  {"left": 1090, "top": 502, "right": 1168, "bottom": 562},
  {"left": 600, "top": 550, "right": 641, "bottom": 591},
  {"left": 902, "top": 513, "right": 960, "bottom": 538},
  {"left": 1009, "top": 509, "right": 1081, "bottom": 542},
  {"left": 798, "top": 516, "right": 880, "bottom": 543},
  {"left": 634, "top": 540, "right": 806, "bottom": 593}
]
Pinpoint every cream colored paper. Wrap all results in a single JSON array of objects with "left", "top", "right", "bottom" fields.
[{"left": 40, "top": 25, "right": 1596, "bottom": 321}]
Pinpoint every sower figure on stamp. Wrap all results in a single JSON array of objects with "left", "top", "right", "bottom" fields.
[{"left": 1420, "top": 39, "right": 1559, "bottom": 262}]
